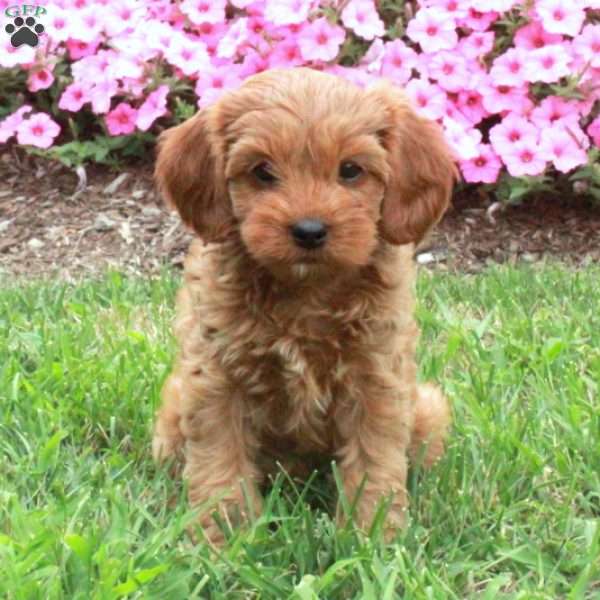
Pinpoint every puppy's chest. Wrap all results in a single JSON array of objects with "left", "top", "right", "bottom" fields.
[
  {"left": 232, "top": 311, "right": 356, "bottom": 446},
  {"left": 248, "top": 313, "right": 348, "bottom": 398}
]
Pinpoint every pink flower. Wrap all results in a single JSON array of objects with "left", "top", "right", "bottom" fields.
[
  {"left": 523, "top": 45, "right": 571, "bottom": 83},
  {"left": 588, "top": 115, "right": 600, "bottom": 148},
  {"left": 195, "top": 65, "right": 243, "bottom": 107},
  {"left": 540, "top": 123, "right": 589, "bottom": 172},
  {"left": 89, "top": 79, "right": 119, "bottom": 115},
  {"left": 490, "top": 115, "right": 539, "bottom": 157},
  {"left": 244, "top": 17, "right": 270, "bottom": 48},
  {"left": 405, "top": 79, "right": 447, "bottom": 120},
  {"left": 27, "top": 68, "right": 55, "bottom": 93},
  {"left": 106, "top": 56, "right": 144, "bottom": 80},
  {"left": 575, "top": 97, "right": 595, "bottom": 119},
  {"left": 341, "top": 0, "right": 384, "bottom": 41},
  {"left": 0, "top": 38, "right": 35, "bottom": 68},
  {"left": 460, "top": 143, "right": 502, "bottom": 183},
  {"left": 481, "top": 81, "right": 533, "bottom": 115},
  {"left": 458, "top": 8, "right": 498, "bottom": 32},
  {"left": 148, "top": 2, "right": 177, "bottom": 20},
  {"left": 442, "top": 116, "right": 482, "bottom": 160},
  {"left": 380, "top": 40, "right": 418, "bottom": 83},
  {"left": 136, "top": 85, "right": 170, "bottom": 131},
  {"left": 66, "top": 39, "right": 100, "bottom": 60},
  {"left": 16, "top": 113, "right": 61, "bottom": 149},
  {"left": 514, "top": 20, "right": 563, "bottom": 51},
  {"left": 180, "top": 0, "right": 226, "bottom": 25},
  {"left": 104, "top": 0, "right": 144, "bottom": 36},
  {"left": 490, "top": 48, "right": 528, "bottom": 87},
  {"left": 76, "top": 7, "right": 105, "bottom": 42},
  {"left": 327, "top": 64, "right": 378, "bottom": 88},
  {"left": 105, "top": 103, "right": 138, "bottom": 136},
  {"left": 112, "top": 32, "right": 160, "bottom": 61},
  {"left": 164, "top": 34, "right": 210, "bottom": 75},
  {"left": 217, "top": 17, "right": 249, "bottom": 59},
  {"left": 197, "top": 23, "right": 229, "bottom": 55},
  {"left": 265, "top": 0, "right": 313, "bottom": 26},
  {"left": 530, "top": 96, "right": 581, "bottom": 129},
  {"left": 406, "top": 9, "right": 458, "bottom": 53},
  {"left": 46, "top": 6, "right": 72, "bottom": 43},
  {"left": 360, "top": 38, "right": 384, "bottom": 73},
  {"left": 536, "top": 0, "right": 585, "bottom": 36},
  {"left": 456, "top": 90, "right": 488, "bottom": 124},
  {"left": 474, "top": 0, "right": 517, "bottom": 10},
  {"left": 239, "top": 50, "right": 270, "bottom": 77},
  {"left": 0, "top": 105, "right": 32, "bottom": 144},
  {"left": 501, "top": 140, "right": 547, "bottom": 177},
  {"left": 572, "top": 25, "right": 600, "bottom": 69},
  {"left": 148, "top": 22, "right": 176, "bottom": 52},
  {"left": 120, "top": 77, "right": 146, "bottom": 97},
  {"left": 269, "top": 38, "right": 304, "bottom": 68},
  {"left": 428, "top": 51, "right": 468, "bottom": 92},
  {"left": 422, "top": 0, "right": 468, "bottom": 20},
  {"left": 58, "top": 83, "right": 89, "bottom": 112},
  {"left": 573, "top": 58, "right": 600, "bottom": 88},
  {"left": 71, "top": 50, "right": 116, "bottom": 87},
  {"left": 458, "top": 31, "right": 495, "bottom": 60},
  {"left": 587, "top": 116, "right": 600, "bottom": 147},
  {"left": 298, "top": 17, "right": 345, "bottom": 62},
  {"left": 443, "top": 99, "right": 472, "bottom": 127}
]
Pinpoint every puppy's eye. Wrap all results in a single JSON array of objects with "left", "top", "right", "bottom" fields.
[
  {"left": 339, "top": 162, "right": 364, "bottom": 183},
  {"left": 252, "top": 162, "right": 278, "bottom": 184}
]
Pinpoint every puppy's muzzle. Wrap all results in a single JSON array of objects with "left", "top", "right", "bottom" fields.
[{"left": 290, "top": 219, "right": 328, "bottom": 250}]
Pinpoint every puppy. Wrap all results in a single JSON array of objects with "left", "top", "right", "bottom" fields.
[{"left": 153, "top": 68, "right": 456, "bottom": 544}]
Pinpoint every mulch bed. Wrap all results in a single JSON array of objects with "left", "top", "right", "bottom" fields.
[{"left": 1, "top": 149, "right": 599, "bottom": 280}]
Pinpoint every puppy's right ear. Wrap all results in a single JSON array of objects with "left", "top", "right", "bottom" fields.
[{"left": 155, "top": 111, "right": 231, "bottom": 241}]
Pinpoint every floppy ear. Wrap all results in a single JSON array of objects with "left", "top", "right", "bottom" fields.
[
  {"left": 155, "top": 110, "right": 231, "bottom": 242},
  {"left": 371, "top": 86, "right": 457, "bottom": 246}
]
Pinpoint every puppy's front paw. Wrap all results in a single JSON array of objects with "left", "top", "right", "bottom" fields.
[
  {"left": 152, "top": 375, "right": 185, "bottom": 463},
  {"left": 191, "top": 491, "right": 264, "bottom": 547},
  {"left": 348, "top": 490, "right": 407, "bottom": 542},
  {"left": 152, "top": 429, "right": 184, "bottom": 463}
]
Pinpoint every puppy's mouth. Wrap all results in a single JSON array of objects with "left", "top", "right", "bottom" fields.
[
  {"left": 290, "top": 261, "right": 326, "bottom": 280},
  {"left": 295, "top": 253, "right": 321, "bottom": 264}
]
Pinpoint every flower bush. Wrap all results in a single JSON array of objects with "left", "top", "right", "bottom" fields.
[{"left": 1, "top": 0, "right": 599, "bottom": 201}]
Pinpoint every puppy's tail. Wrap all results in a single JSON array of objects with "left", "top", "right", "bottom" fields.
[{"left": 409, "top": 383, "right": 451, "bottom": 468}]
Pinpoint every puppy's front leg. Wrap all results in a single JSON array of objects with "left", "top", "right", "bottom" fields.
[
  {"left": 153, "top": 373, "right": 186, "bottom": 466},
  {"left": 334, "top": 373, "right": 412, "bottom": 540},
  {"left": 181, "top": 385, "right": 263, "bottom": 545}
]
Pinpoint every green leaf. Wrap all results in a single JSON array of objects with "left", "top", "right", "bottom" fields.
[
  {"left": 112, "top": 564, "right": 168, "bottom": 596},
  {"left": 542, "top": 338, "right": 565, "bottom": 363},
  {"left": 39, "top": 430, "right": 67, "bottom": 470},
  {"left": 293, "top": 574, "right": 319, "bottom": 600},
  {"left": 64, "top": 534, "right": 92, "bottom": 562}
]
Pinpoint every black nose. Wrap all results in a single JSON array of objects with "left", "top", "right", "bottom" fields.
[{"left": 291, "top": 219, "right": 328, "bottom": 249}]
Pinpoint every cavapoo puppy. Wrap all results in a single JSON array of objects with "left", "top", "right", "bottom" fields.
[{"left": 153, "top": 68, "right": 456, "bottom": 544}]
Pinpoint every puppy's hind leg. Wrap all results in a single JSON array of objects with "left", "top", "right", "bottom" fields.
[
  {"left": 409, "top": 383, "right": 451, "bottom": 468},
  {"left": 153, "top": 373, "right": 186, "bottom": 464}
]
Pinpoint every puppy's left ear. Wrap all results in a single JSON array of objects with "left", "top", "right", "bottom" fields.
[
  {"left": 155, "top": 110, "right": 231, "bottom": 242},
  {"left": 370, "top": 86, "right": 457, "bottom": 246}
]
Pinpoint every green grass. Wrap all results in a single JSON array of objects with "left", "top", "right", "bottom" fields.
[{"left": 1, "top": 264, "right": 599, "bottom": 599}]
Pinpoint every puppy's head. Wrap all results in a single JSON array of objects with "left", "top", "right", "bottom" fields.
[{"left": 156, "top": 68, "right": 456, "bottom": 279}]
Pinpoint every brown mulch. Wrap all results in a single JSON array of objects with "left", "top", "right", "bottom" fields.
[
  {"left": 424, "top": 192, "right": 600, "bottom": 272},
  {"left": 1, "top": 150, "right": 599, "bottom": 281}
]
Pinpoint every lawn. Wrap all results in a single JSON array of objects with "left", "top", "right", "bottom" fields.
[{"left": 1, "top": 264, "right": 599, "bottom": 599}]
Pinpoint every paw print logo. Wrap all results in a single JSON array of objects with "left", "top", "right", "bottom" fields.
[{"left": 5, "top": 15, "right": 45, "bottom": 48}]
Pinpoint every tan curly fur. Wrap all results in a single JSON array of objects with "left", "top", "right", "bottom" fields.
[{"left": 152, "top": 68, "right": 456, "bottom": 544}]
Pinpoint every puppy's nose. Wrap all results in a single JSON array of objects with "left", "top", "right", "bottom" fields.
[{"left": 291, "top": 219, "right": 328, "bottom": 249}]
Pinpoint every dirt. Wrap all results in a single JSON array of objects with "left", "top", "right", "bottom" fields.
[{"left": 1, "top": 149, "right": 599, "bottom": 281}]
